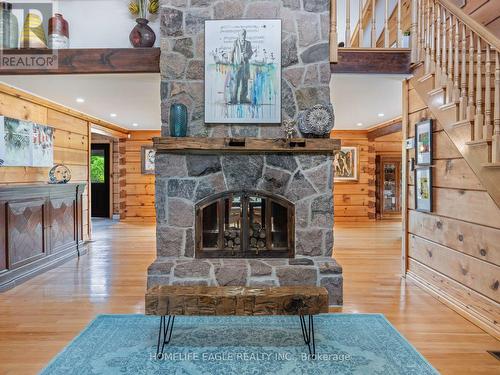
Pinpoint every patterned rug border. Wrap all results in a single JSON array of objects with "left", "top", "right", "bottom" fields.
[{"left": 40, "top": 313, "right": 439, "bottom": 374}]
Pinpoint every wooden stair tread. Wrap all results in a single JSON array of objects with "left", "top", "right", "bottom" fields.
[
  {"left": 482, "top": 162, "right": 500, "bottom": 168},
  {"left": 466, "top": 140, "right": 492, "bottom": 146}
]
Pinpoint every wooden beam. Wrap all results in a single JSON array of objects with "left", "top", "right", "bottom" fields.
[
  {"left": 154, "top": 137, "right": 341, "bottom": 154},
  {"left": 0, "top": 48, "right": 160, "bottom": 75},
  {"left": 367, "top": 117, "right": 403, "bottom": 140},
  {"left": 331, "top": 48, "right": 411, "bottom": 74},
  {"left": 91, "top": 123, "right": 129, "bottom": 139}
]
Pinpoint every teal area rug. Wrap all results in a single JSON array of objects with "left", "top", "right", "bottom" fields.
[{"left": 41, "top": 314, "right": 438, "bottom": 375}]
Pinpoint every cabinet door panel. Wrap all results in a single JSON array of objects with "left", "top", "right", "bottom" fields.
[
  {"left": 7, "top": 199, "right": 46, "bottom": 269},
  {"left": 50, "top": 197, "right": 76, "bottom": 253}
]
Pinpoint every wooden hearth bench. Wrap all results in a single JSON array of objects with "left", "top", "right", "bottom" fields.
[{"left": 145, "top": 285, "right": 329, "bottom": 358}]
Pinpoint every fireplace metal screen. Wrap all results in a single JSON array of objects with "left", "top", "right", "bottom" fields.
[{"left": 195, "top": 191, "right": 294, "bottom": 258}]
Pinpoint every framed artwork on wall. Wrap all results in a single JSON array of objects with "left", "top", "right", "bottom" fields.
[
  {"left": 334, "top": 146, "right": 358, "bottom": 182},
  {"left": 204, "top": 19, "right": 282, "bottom": 124},
  {"left": 0, "top": 116, "right": 54, "bottom": 167},
  {"left": 141, "top": 146, "right": 156, "bottom": 175},
  {"left": 415, "top": 167, "right": 432, "bottom": 212},
  {"left": 415, "top": 119, "right": 433, "bottom": 165}
]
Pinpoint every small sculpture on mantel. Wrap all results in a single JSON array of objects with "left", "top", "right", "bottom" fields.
[
  {"left": 282, "top": 119, "right": 296, "bottom": 139},
  {"left": 298, "top": 104, "right": 335, "bottom": 138}
]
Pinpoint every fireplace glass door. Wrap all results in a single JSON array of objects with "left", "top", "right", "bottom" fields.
[{"left": 196, "top": 191, "right": 294, "bottom": 258}]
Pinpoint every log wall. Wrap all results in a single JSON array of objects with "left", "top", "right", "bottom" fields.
[
  {"left": 0, "top": 85, "right": 92, "bottom": 240},
  {"left": 331, "top": 129, "right": 402, "bottom": 222},
  {"left": 124, "top": 130, "right": 160, "bottom": 222},
  {"left": 403, "top": 79, "right": 500, "bottom": 339}
]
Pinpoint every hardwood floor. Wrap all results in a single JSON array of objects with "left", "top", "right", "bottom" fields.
[{"left": 0, "top": 220, "right": 498, "bottom": 374}]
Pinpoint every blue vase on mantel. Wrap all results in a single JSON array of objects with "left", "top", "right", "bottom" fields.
[{"left": 169, "top": 103, "right": 188, "bottom": 137}]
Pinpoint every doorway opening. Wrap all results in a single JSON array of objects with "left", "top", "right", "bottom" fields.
[{"left": 91, "top": 143, "right": 111, "bottom": 218}]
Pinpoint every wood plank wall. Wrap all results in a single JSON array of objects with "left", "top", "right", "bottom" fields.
[
  {"left": 0, "top": 88, "right": 91, "bottom": 240},
  {"left": 331, "top": 129, "right": 402, "bottom": 222},
  {"left": 404, "top": 79, "right": 500, "bottom": 339},
  {"left": 124, "top": 130, "right": 160, "bottom": 222},
  {"left": 451, "top": 0, "right": 500, "bottom": 37}
]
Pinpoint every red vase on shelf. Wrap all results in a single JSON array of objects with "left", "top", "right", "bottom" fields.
[
  {"left": 129, "top": 18, "right": 155, "bottom": 48},
  {"left": 48, "top": 13, "right": 69, "bottom": 49}
]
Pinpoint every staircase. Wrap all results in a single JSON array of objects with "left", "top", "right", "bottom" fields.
[{"left": 408, "top": 0, "right": 500, "bottom": 208}]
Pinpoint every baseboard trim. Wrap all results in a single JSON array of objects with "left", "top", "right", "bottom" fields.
[{"left": 406, "top": 271, "right": 500, "bottom": 340}]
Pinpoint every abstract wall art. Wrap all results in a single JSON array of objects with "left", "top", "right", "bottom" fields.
[
  {"left": 0, "top": 116, "right": 54, "bottom": 167},
  {"left": 334, "top": 146, "right": 358, "bottom": 182},
  {"left": 204, "top": 19, "right": 282, "bottom": 124}
]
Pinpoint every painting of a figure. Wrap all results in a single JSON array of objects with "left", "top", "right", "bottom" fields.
[
  {"left": 334, "top": 146, "right": 358, "bottom": 181},
  {"left": 205, "top": 19, "right": 281, "bottom": 123},
  {"left": 415, "top": 167, "right": 432, "bottom": 212},
  {"left": 141, "top": 146, "right": 156, "bottom": 174}
]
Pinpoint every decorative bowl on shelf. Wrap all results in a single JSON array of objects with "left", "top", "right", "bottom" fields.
[{"left": 48, "top": 164, "right": 71, "bottom": 184}]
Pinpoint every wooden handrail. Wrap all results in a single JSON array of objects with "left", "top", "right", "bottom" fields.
[{"left": 436, "top": 0, "right": 500, "bottom": 51}]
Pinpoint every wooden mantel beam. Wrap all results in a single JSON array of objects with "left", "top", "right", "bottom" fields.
[{"left": 0, "top": 48, "right": 160, "bottom": 75}]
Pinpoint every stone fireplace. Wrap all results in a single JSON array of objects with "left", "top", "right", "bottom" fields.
[{"left": 148, "top": 0, "right": 343, "bottom": 305}]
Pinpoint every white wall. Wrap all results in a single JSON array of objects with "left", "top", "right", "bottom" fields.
[{"left": 10, "top": 0, "right": 160, "bottom": 48}]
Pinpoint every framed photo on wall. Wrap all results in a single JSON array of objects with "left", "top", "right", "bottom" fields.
[
  {"left": 334, "top": 146, "right": 358, "bottom": 182},
  {"left": 204, "top": 19, "right": 282, "bottom": 124},
  {"left": 415, "top": 167, "right": 432, "bottom": 212},
  {"left": 141, "top": 146, "right": 156, "bottom": 175},
  {"left": 415, "top": 119, "right": 433, "bottom": 165}
]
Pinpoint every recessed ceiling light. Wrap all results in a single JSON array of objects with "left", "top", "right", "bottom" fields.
[
  {"left": 132, "top": 123, "right": 139, "bottom": 127},
  {"left": 357, "top": 122, "right": 363, "bottom": 126},
  {"left": 76, "top": 98, "right": 85, "bottom": 103},
  {"left": 110, "top": 113, "right": 117, "bottom": 118},
  {"left": 378, "top": 113, "right": 385, "bottom": 117}
]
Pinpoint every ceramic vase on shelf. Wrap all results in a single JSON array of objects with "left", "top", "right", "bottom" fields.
[
  {"left": 21, "top": 12, "right": 47, "bottom": 48},
  {"left": 129, "top": 18, "right": 155, "bottom": 48},
  {"left": 0, "top": 2, "right": 19, "bottom": 49},
  {"left": 169, "top": 103, "right": 188, "bottom": 137},
  {"left": 48, "top": 13, "right": 69, "bottom": 49}
]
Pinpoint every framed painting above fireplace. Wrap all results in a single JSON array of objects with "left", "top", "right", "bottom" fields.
[{"left": 204, "top": 19, "right": 282, "bottom": 124}]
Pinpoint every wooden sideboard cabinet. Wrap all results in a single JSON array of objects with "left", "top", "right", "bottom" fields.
[{"left": 0, "top": 183, "right": 86, "bottom": 291}]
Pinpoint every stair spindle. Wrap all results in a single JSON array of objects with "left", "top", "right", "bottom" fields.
[
  {"left": 371, "top": 0, "right": 376, "bottom": 48},
  {"left": 411, "top": 0, "right": 418, "bottom": 63},
  {"left": 419, "top": 0, "right": 425, "bottom": 61},
  {"left": 484, "top": 44, "right": 492, "bottom": 141},
  {"left": 453, "top": 17, "right": 460, "bottom": 103},
  {"left": 434, "top": 2, "right": 441, "bottom": 85},
  {"left": 430, "top": 0, "right": 435, "bottom": 71},
  {"left": 424, "top": 0, "right": 431, "bottom": 73},
  {"left": 397, "top": 0, "right": 402, "bottom": 48},
  {"left": 467, "top": 29, "right": 475, "bottom": 122},
  {"left": 346, "top": 0, "right": 351, "bottom": 47},
  {"left": 459, "top": 23, "right": 467, "bottom": 120},
  {"left": 441, "top": 8, "right": 447, "bottom": 87},
  {"left": 474, "top": 37, "right": 484, "bottom": 140},
  {"left": 384, "top": 0, "right": 389, "bottom": 48},
  {"left": 330, "top": 0, "right": 338, "bottom": 62},
  {"left": 493, "top": 51, "right": 500, "bottom": 163},
  {"left": 446, "top": 14, "right": 454, "bottom": 103},
  {"left": 358, "top": 0, "right": 364, "bottom": 47}
]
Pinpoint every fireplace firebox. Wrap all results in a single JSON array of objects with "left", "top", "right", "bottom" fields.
[{"left": 195, "top": 190, "right": 294, "bottom": 258}]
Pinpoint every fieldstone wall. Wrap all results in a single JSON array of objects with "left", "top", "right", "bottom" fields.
[{"left": 159, "top": 0, "right": 331, "bottom": 137}]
